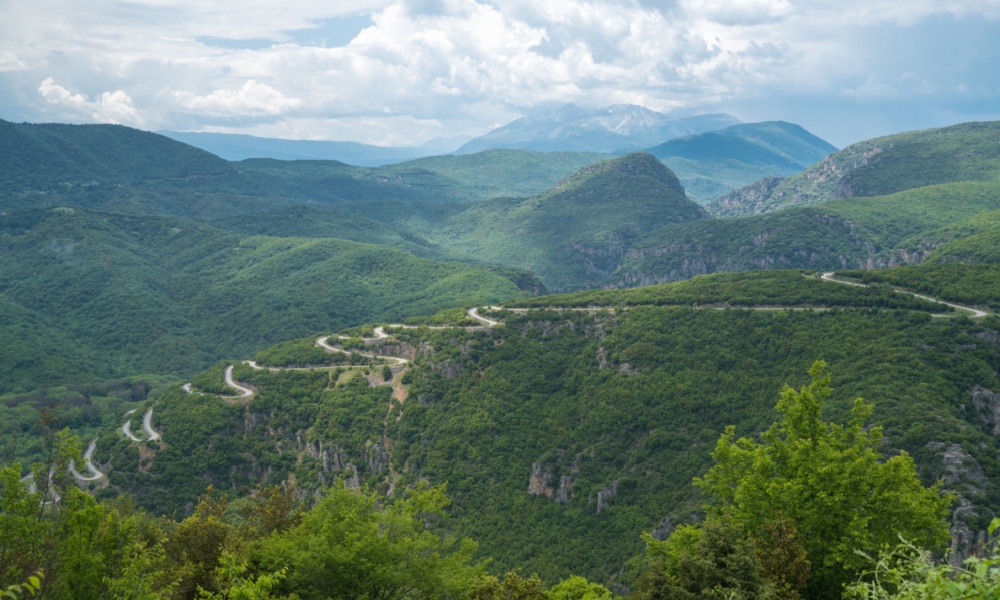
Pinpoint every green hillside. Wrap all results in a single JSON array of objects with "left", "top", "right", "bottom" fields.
[
  {"left": 514, "top": 269, "right": 948, "bottom": 312},
  {"left": 614, "top": 178, "right": 1000, "bottom": 286},
  {"left": 0, "top": 119, "right": 236, "bottom": 192},
  {"left": 380, "top": 148, "right": 611, "bottom": 200},
  {"left": 80, "top": 298, "right": 1000, "bottom": 587},
  {"left": 709, "top": 121, "right": 1000, "bottom": 217},
  {"left": 836, "top": 264, "right": 1000, "bottom": 311},
  {"left": 0, "top": 208, "right": 533, "bottom": 394},
  {"left": 409, "top": 153, "right": 709, "bottom": 291}
]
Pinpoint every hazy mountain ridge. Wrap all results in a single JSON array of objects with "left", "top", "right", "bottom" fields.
[
  {"left": 455, "top": 104, "right": 741, "bottom": 154},
  {"left": 160, "top": 130, "right": 439, "bottom": 166},
  {"left": 646, "top": 121, "right": 838, "bottom": 202}
]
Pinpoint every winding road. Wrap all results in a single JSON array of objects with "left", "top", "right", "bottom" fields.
[
  {"left": 315, "top": 336, "right": 411, "bottom": 365},
  {"left": 69, "top": 438, "right": 106, "bottom": 481},
  {"left": 121, "top": 406, "right": 160, "bottom": 442},
  {"left": 122, "top": 418, "right": 142, "bottom": 442},
  {"left": 224, "top": 364, "right": 255, "bottom": 398},
  {"left": 142, "top": 408, "right": 161, "bottom": 441},
  {"left": 821, "top": 272, "right": 989, "bottom": 318}
]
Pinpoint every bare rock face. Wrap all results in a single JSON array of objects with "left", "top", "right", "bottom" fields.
[
  {"left": 431, "top": 360, "right": 463, "bottom": 379},
  {"left": 528, "top": 452, "right": 580, "bottom": 503},
  {"left": 364, "top": 442, "right": 390, "bottom": 476},
  {"left": 970, "top": 386, "right": 1000, "bottom": 435},
  {"left": 528, "top": 462, "right": 554, "bottom": 498},
  {"left": 595, "top": 479, "right": 620, "bottom": 514},
  {"left": 926, "top": 441, "right": 990, "bottom": 564},
  {"left": 555, "top": 475, "right": 575, "bottom": 504}
]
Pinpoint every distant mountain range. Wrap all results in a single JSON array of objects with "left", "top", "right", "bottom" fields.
[
  {"left": 455, "top": 104, "right": 741, "bottom": 154},
  {"left": 156, "top": 107, "right": 835, "bottom": 204},
  {"left": 158, "top": 131, "right": 444, "bottom": 167}
]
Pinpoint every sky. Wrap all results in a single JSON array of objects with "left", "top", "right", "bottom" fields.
[{"left": 1, "top": 0, "right": 999, "bottom": 149}]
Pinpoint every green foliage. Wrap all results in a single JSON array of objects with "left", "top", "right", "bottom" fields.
[
  {"left": 1, "top": 571, "right": 42, "bottom": 599},
  {"left": 695, "top": 362, "right": 953, "bottom": 599},
  {"left": 638, "top": 513, "right": 777, "bottom": 600},
  {"left": 254, "top": 339, "right": 345, "bottom": 368},
  {"left": 838, "top": 264, "right": 1000, "bottom": 312},
  {"left": 0, "top": 375, "right": 171, "bottom": 467},
  {"left": 0, "top": 208, "right": 526, "bottom": 393},
  {"left": 403, "top": 307, "right": 480, "bottom": 326},
  {"left": 844, "top": 519, "right": 1000, "bottom": 599},
  {"left": 709, "top": 121, "right": 1000, "bottom": 217},
  {"left": 516, "top": 270, "right": 949, "bottom": 312},
  {"left": 257, "top": 483, "right": 483, "bottom": 600},
  {"left": 548, "top": 575, "right": 614, "bottom": 600},
  {"left": 469, "top": 571, "right": 548, "bottom": 600}
]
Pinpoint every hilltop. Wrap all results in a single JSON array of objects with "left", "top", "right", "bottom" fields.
[{"left": 417, "top": 153, "right": 709, "bottom": 291}]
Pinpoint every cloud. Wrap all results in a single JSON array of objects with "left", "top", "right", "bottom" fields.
[
  {"left": 38, "top": 77, "right": 144, "bottom": 126},
  {"left": 170, "top": 80, "right": 302, "bottom": 118},
  {"left": 2, "top": 0, "right": 999, "bottom": 147},
  {"left": 0, "top": 51, "right": 28, "bottom": 72}
]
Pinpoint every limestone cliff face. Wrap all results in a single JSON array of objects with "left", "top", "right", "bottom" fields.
[
  {"left": 970, "top": 386, "right": 1000, "bottom": 435},
  {"left": 527, "top": 452, "right": 580, "bottom": 504},
  {"left": 707, "top": 139, "right": 892, "bottom": 217},
  {"left": 527, "top": 462, "right": 554, "bottom": 498},
  {"left": 926, "top": 440, "right": 991, "bottom": 564}
]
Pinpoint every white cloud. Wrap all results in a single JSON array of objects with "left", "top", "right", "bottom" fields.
[
  {"left": 38, "top": 77, "right": 144, "bottom": 126},
  {"left": 2, "top": 0, "right": 999, "bottom": 146},
  {"left": 170, "top": 80, "right": 302, "bottom": 118},
  {"left": 0, "top": 51, "right": 28, "bottom": 72}
]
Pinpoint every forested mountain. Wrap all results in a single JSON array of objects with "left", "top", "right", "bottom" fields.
[
  {"left": 646, "top": 121, "right": 838, "bottom": 202},
  {"left": 405, "top": 153, "right": 710, "bottom": 291},
  {"left": 6, "top": 116, "right": 1000, "bottom": 600},
  {"left": 0, "top": 208, "right": 534, "bottom": 394},
  {"left": 24, "top": 270, "right": 994, "bottom": 591},
  {"left": 710, "top": 121, "right": 1000, "bottom": 217}
]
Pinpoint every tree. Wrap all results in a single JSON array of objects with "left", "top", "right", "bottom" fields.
[
  {"left": 548, "top": 575, "right": 613, "bottom": 600},
  {"left": 694, "top": 361, "right": 953, "bottom": 599},
  {"left": 639, "top": 513, "right": 777, "bottom": 600},
  {"left": 844, "top": 518, "right": 1000, "bottom": 599},
  {"left": 259, "top": 482, "right": 483, "bottom": 600},
  {"left": 468, "top": 572, "right": 548, "bottom": 600}
]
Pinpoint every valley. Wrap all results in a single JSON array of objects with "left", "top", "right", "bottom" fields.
[{"left": 4, "top": 116, "right": 1000, "bottom": 599}]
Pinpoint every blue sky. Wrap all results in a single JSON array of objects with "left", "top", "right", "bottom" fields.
[{"left": 1, "top": 0, "right": 998, "bottom": 148}]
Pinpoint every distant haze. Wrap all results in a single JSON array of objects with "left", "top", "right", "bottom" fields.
[{"left": 1, "top": 1, "right": 998, "bottom": 148}]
